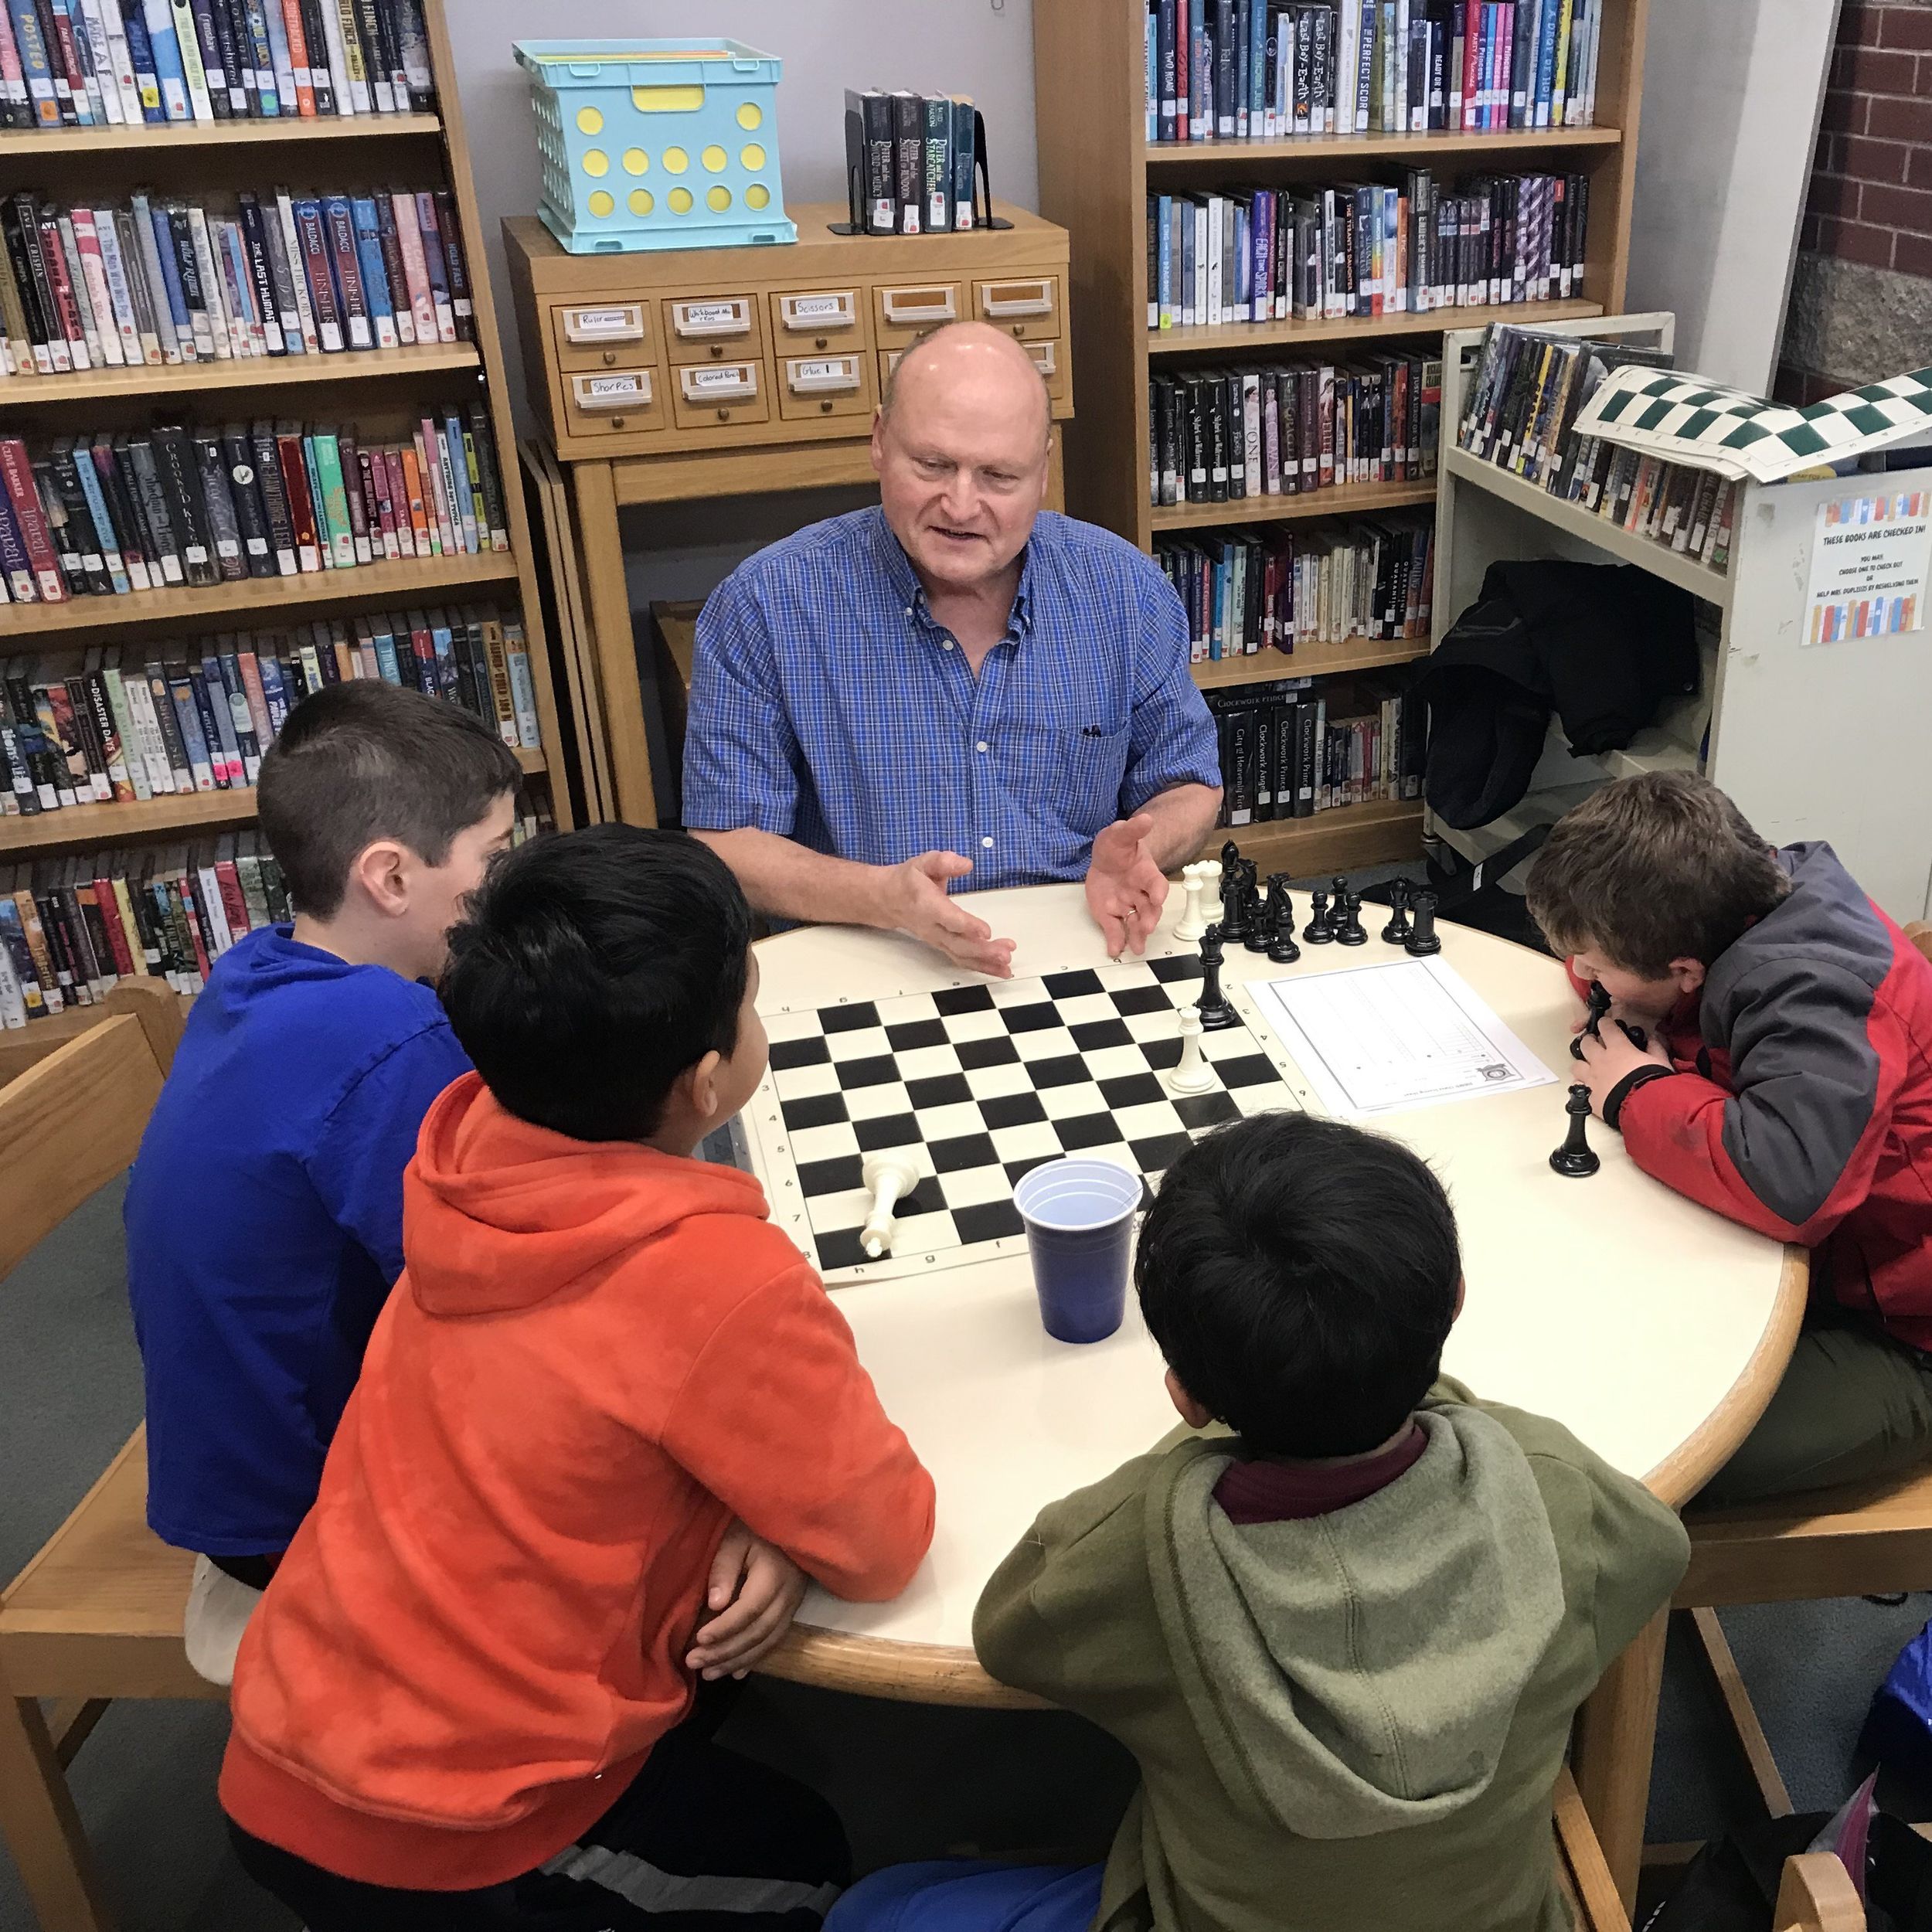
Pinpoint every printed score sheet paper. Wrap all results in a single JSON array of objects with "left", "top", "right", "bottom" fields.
[{"left": 1247, "top": 958, "right": 1558, "bottom": 1117}]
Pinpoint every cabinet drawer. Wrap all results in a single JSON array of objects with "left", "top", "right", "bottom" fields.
[
  {"left": 672, "top": 359, "right": 772, "bottom": 430},
  {"left": 552, "top": 301, "right": 655, "bottom": 370},
  {"left": 777, "top": 352, "right": 875, "bottom": 423},
  {"left": 663, "top": 294, "right": 767, "bottom": 364},
  {"left": 564, "top": 366, "right": 665, "bottom": 437},
  {"left": 973, "top": 275, "right": 1062, "bottom": 342},
  {"left": 1026, "top": 336, "right": 1070, "bottom": 407},
  {"left": 768, "top": 287, "right": 869, "bottom": 352},
  {"left": 872, "top": 279, "right": 962, "bottom": 349}
]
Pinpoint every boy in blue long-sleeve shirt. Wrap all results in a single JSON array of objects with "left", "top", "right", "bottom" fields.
[{"left": 124, "top": 681, "right": 521, "bottom": 1682}]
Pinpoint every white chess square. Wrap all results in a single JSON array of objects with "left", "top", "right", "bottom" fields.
[
  {"left": 789, "top": 1121, "right": 860, "bottom": 1165},
  {"left": 806, "top": 1186, "right": 872, "bottom": 1234},
  {"left": 1124, "top": 1006, "right": 1185, "bottom": 1043},
  {"left": 964, "top": 1061, "right": 1035, "bottom": 1101},
  {"left": 1201, "top": 1029, "right": 1266, "bottom": 1061},
  {"left": 988, "top": 980, "right": 1046, "bottom": 1008},
  {"left": 991, "top": 1121, "right": 1062, "bottom": 1164},
  {"left": 772, "top": 1062, "right": 841, "bottom": 1101},
  {"left": 845, "top": 1081, "right": 914, "bottom": 1121},
  {"left": 1115, "top": 1099, "right": 1185, "bottom": 1141},
  {"left": 883, "top": 992, "right": 940, "bottom": 1023},
  {"left": 763, "top": 1009, "right": 822, "bottom": 1044},
  {"left": 941, "top": 1008, "right": 1009, "bottom": 1042},
  {"left": 824, "top": 1026, "right": 890, "bottom": 1063},
  {"left": 1039, "top": 1081, "right": 1107, "bottom": 1121},
  {"left": 895, "top": 1044, "right": 963, "bottom": 1082},
  {"left": 1234, "top": 1083, "right": 1297, "bottom": 1118},
  {"left": 937, "top": 1165, "right": 1015, "bottom": 1209},
  {"left": 885, "top": 1209, "right": 961, "bottom": 1257},
  {"left": 1052, "top": 992, "right": 1117, "bottom": 1026},
  {"left": 1012, "top": 1026, "right": 1080, "bottom": 1063},
  {"left": 913, "top": 1101, "right": 985, "bottom": 1142},
  {"left": 1083, "top": 1044, "right": 1149, "bottom": 1081}
]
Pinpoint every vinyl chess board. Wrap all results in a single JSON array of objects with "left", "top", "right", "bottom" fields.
[{"left": 743, "top": 954, "right": 1301, "bottom": 1285}]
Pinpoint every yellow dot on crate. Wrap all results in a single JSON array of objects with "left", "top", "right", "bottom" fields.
[
  {"left": 629, "top": 189, "right": 654, "bottom": 216},
  {"left": 668, "top": 186, "right": 693, "bottom": 213},
  {"left": 740, "top": 143, "right": 765, "bottom": 171},
  {"left": 708, "top": 185, "right": 732, "bottom": 211},
  {"left": 745, "top": 183, "right": 771, "bottom": 210},
  {"left": 623, "top": 147, "right": 648, "bottom": 174},
  {"left": 702, "top": 143, "right": 728, "bottom": 172},
  {"left": 737, "top": 102, "right": 762, "bottom": 131},
  {"left": 587, "top": 189, "right": 614, "bottom": 217},
  {"left": 575, "top": 105, "right": 603, "bottom": 134},
  {"left": 581, "top": 148, "right": 609, "bottom": 178},
  {"left": 663, "top": 146, "right": 689, "bottom": 174}
]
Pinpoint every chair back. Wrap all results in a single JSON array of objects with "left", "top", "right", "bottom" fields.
[
  {"left": 1774, "top": 1852, "right": 1864, "bottom": 1931},
  {"left": 0, "top": 981, "right": 180, "bottom": 1281},
  {"left": 1905, "top": 921, "right": 1932, "bottom": 968}
]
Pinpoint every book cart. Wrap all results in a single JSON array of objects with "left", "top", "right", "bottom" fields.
[
  {"left": 1032, "top": 0, "right": 1651, "bottom": 877},
  {"left": 1434, "top": 310, "right": 1932, "bottom": 924},
  {"left": 0, "top": 0, "right": 574, "bottom": 1060}
]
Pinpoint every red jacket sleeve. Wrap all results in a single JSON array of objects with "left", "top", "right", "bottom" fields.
[
  {"left": 1619, "top": 959, "right": 1905, "bottom": 1244},
  {"left": 661, "top": 1261, "right": 935, "bottom": 1603}
]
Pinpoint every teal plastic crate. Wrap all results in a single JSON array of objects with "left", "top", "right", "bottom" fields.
[{"left": 514, "top": 39, "right": 798, "bottom": 255}]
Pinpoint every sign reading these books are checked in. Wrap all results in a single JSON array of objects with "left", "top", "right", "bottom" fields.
[{"left": 1805, "top": 491, "right": 1932, "bottom": 646}]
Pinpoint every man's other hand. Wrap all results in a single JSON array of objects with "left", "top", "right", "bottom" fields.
[
  {"left": 881, "top": 852, "right": 1017, "bottom": 978},
  {"left": 1086, "top": 814, "right": 1170, "bottom": 958}
]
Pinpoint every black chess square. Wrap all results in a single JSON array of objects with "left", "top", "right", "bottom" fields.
[
  {"left": 1141, "top": 1038, "right": 1183, "bottom": 1070},
  {"left": 821, "top": 1002, "right": 880, "bottom": 1033},
  {"left": 886, "top": 1019, "right": 948, "bottom": 1052},
  {"left": 953, "top": 1200, "right": 1026, "bottom": 1244},
  {"left": 978, "top": 1092, "right": 1047, "bottom": 1129},
  {"left": 898, "top": 1178, "right": 945, "bottom": 1217},
  {"left": 855, "top": 1112, "right": 922, "bottom": 1151},
  {"left": 1029, "top": 1055, "right": 1089, "bottom": 1089},
  {"left": 770, "top": 1037, "right": 831, "bottom": 1070},
  {"left": 1056, "top": 1113, "right": 1125, "bottom": 1151},
  {"left": 1004, "top": 1155, "right": 1057, "bottom": 1188},
  {"left": 1174, "top": 1092, "right": 1240, "bottom": 1131},
  {"left": 798, "top": 1154, "right": 864, "bottom": 1196},
  {"left": 781, "top": 1092, "right": 849, "bottom": 1131},
  {"left": 835, "top": 1055, "right": 900, "bottom": 1090},
  {"left": 955, "top": 1036, "right": 1021, "bottom": 1070},
  {"left": 1001, "top": 1002, "right": 1062, "bottom": 1033},
  {"left": 1214, "top": 1054, "right": 1279, "bottom": 1089},
  {"left": 815, "top": 1229, "right": 871, "bottom": 1272},
  {"left": 934, "top": 985, "right": 996, "bottom": 1016},
  {"left": 1043, "top": 969, "right": 1105, "bottom": 1000},
  {"left": 1149, "top": 954, "right": 1205, "bottom": 983},
  {"left": 906, "top": 1073, "right": 973, "bottom": 1109},
  {"left": 1110, "top": 985, "right": 1172, "bottom": 1016},
  {"left": 1131, "top": 1130, "right": 1192, "bottom": 1172},
  {"left": 1070, "top": 1019, "right": 1132, "bottom": 1052},
  {"left": 930, "top": 1131, "right": 999, "bottom": 1173},
  {"left": 1100, "top": 1072, "right": 1165, "bottom": 1109}
]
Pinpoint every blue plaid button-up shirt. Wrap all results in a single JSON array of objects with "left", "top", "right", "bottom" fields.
[{"left": 682, "top": 507, "right": 1220, "bottom": 889}]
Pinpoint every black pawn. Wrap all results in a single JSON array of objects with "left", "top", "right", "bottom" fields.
[
  {"left": 1404, "top": 890, "right": 1442, "bottom": 957},
  {"left": 1242, "top": 878, "right": 1271, "bottom": 954},
  {"left": 1549, "top": 1083, "right": 1601, "bottom": 1178},
  {"left": 1335, "top": 889, "right": 1369, "bottom": 947},
  {"left": 1198, "top": 923, "right": 1237, "bottom": 1030},
  {"left": 1381, "top": 880, "right": 1413, "bottom": 946},
  {"left": 1304, "top": 889, "right": 1335, "bottom": 944},
  {"left": 1266, "top": 876, "right": 1300, "bottom": 963}
]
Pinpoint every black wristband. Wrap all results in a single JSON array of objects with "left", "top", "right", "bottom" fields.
[{"left": 1602, "top": 1064, "right": 1677, "bottom": 1133}]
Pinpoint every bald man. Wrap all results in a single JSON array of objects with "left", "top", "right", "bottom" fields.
[{"left": 682, "top": 320, "right": 1222, "bottom": 974}]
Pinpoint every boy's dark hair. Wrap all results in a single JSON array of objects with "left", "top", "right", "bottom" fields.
[
  {"left": 256, "top": 682, "right": 521, "bottom": 918},
  {"left": 1137, "top": 1114, "right": 1461, "bottom": 1458},
  {"left": 441, "top": 825, "right": 752, "bottom": 1143},
  {"left": 1524, "top": 772, "right": 1791, "bottom": 978}
]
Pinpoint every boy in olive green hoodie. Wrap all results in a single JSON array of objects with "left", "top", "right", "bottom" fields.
[{"left": 826, "top": 1114, "right": 1689, "bottom": 1932}]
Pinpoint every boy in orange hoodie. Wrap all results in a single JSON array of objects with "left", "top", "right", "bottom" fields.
[{"left": 221, "top": 824, "right": 936, "bottom": 1929}]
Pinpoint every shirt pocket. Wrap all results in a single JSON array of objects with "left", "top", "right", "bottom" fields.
[{"left": 1007, "top": 721, "right": 1132, "bottom": 838}]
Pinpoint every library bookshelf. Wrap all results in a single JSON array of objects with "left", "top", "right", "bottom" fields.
[
  {"left": 1032, "top": 0, "right": 1649, "bottom": 872},
  {"left": 0, "top": 0, "right": 573, "bottom": 913}
]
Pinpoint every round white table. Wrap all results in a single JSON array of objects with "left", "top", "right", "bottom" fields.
[{"left": 743, "top": 881, "right": 1804, "bottom": 1897}]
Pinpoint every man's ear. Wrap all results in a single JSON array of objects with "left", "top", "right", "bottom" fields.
[
  {"left": 347, "top": 839, "right": 411, "bottom": 919},
  {"left": 1667, "top": 957, "right": 1708, "bottom": 998},
  {"left": 869, "top": 406, "right": 887, "bottom": 474}
]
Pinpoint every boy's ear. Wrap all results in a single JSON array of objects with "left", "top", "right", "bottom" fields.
[
  {"left": 682, "top": 1048, "right": 725, "bottom": 1124},
  {"left": 347, "top": 839, "right": 413, "bottom": 919},
  {"left": 1165, "top": 1368, "right": 1216, "bottom": 1431},
  {"left": 1666, "top": 957, "right": 1708, "bottom": 997}
]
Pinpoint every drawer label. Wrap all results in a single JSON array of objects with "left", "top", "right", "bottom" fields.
[
  {"left": 565, "top": 306, "right": 641, "bottom": 339},
  {"left": 784, "top": 294, "right": 852, "bottom": 324},
  {"left": 685, "top": 364, "right": 756, "bottom": 394},
  {"left": 677, "top": 300, "right": 749, "bottom": 332},
  {"left": 794, "top": 358, "right": 856, "bottom": 383},
  {"left": 583, "top": 372, "right": 648, "bottom": 400}
]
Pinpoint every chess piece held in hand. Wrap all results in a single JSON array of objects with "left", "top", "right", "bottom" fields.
[
  {"left": 1197, "top": 923, "right": 1237, "bottom": 1030},
  {"left": 1167, "top": 1005, "right": 1216, "bottom": 1094},
  {"left": 860, "top": 1151, "right": 921, "bottom": 1257},
  {"left": 1549, "top": 1084, "right": 1601, "bottom": 1179}
]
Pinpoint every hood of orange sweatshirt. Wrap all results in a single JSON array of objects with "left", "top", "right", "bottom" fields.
[{"left": 403, "top": 1073, "right": 772, "bottom": 1317}]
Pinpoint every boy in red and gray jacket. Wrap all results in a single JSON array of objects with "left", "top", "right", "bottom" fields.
[{"left": 1527, "top": 772, "right": 1932, "bottom": 1507}]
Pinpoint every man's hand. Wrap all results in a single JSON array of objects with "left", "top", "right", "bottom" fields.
[
  {"left": 1086, "top": 814, "right": 1170, "bottom": 958},
  {"left": 686, "top": 1521, "right": 808, "bottom": 1682},
  {"left": 879, "top": 851, "right": 1016, "bottom": 978},
  {"left": 1573, "top": 1023, "right": 1673, "bottom": 1118}
]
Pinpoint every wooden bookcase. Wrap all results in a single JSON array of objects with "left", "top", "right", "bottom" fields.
[
  {"left": 1033, "top": 0, "right": 1650, "bottom": 877},
  {"left": 0, "top": 0, "right": 572, "bottom": 888}
]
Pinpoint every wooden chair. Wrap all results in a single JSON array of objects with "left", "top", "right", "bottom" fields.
[
  {"left": 1677, "top": 918, "right": 1932, "bottom": 1829},
  {"left": 0, "top": 981, "right": 222, "bottom": 1932}
]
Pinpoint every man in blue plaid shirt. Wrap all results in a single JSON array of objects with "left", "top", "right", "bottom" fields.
[{"left": 682, "top": 322, "right": 1222, "bottom": 977}]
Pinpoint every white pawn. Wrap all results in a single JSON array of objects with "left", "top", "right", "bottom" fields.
[
  {"left": 1166, "top": 1005, "right": 1216, "bottom": 1094},
  {"left": 860, "top": 1151, "right": 920, "bottom": 1258},
  {"left": 1174, "top": 861, "right": 1217, "bottom": 944}
]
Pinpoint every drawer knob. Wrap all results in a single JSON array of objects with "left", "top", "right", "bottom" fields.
[
  {"left": 820, "top": 400, "right": 833, "bottom": 413},
  {"left": 611, "top": 415, "right": 627, "bottom": 428},
  {"left": 815, "top": 335, "right": 828, "bottom": 349},
  {"left": 603, "top": 349, "right": 617, "bottom": 365},
  {"left": 710, "top": 343, "right": 725, "bottom": 359},
  {"left": 716, "top": 407, "right": 730, "bottom": 421}
]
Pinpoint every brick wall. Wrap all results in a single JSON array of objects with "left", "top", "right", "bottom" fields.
[{"left": 1777, "top": 0, "right": 1932, "bottom": 403}]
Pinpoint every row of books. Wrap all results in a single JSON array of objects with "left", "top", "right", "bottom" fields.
[
  {"left": 1160, "top": 514, "right": 1434, "bottom": 661},
  {"left": 0, "top": 808, "right": 551, "bottom": 1019},
  {"left": 0, "top": 407, "right": 509, "bottom": 605},
  {"left": 1207, "top": 672, "right": 1426, "bottom": 828},
  {"left": 843, "top": 90, "right": 980, "bottom": 237},
  {"left": 1150, "top": 353, "right": 1440, "bottom": 506},
  {"left": 1148, "top": 170, "right": 1589, "bottom": 332},
  {"left": 0, "top": 186, "right": 475, "bottom": 379},
  {"left": 1144, "top": 0, "right": 1607, "bottom": 143},
  {"left": 0, "top": 0, "right": 434, "bottom": 129},
  {"left": 1457, "top": 325, "right": 1739, "bottom": 570},
  {"left": 0, "top": 611, "right": 539, "bottom": 820}
]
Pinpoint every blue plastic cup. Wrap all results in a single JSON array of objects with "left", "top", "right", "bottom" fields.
[{"left": 1012, "top": 1158, "right": 1144, "bottom": 1345}]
